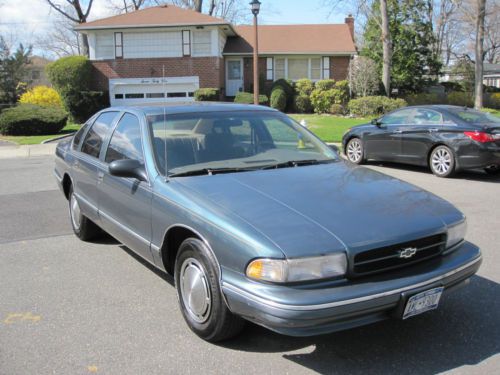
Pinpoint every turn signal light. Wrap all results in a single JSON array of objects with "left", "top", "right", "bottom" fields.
[{"left": 464, "top": 131, "right": 495, "bottom": 143}]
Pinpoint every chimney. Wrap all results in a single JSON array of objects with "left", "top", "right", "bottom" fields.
[{"left": 345, "top": 14, "right": 354, "bottom": 40}]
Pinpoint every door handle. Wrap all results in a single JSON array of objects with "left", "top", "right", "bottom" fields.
[
  {"left": 97, "top": 171, "right": 104, "bottom": 184},
  {"left": 394, "top": 129, "right": 403, "bottom": 134},
  {"left": 429, "top": 128, "right": 439, "bottom": 132},
  {"left": 74, "top": 160, "right": 79, "bottom": 168}
]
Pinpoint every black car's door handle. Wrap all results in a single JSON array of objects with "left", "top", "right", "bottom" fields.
[
  {"left": 394, "top": 129, "right": 403, "bottom": 134},
  {"left": 429, "top": 128, "right": 439, "bottom": 132}
]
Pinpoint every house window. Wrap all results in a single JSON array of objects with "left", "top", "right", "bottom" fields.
[
  {"left": 31, "top": 70, "right": 41, "bottom": 80},
  {"left": 192, "top": 30, "right": 211, "bottom": 56},
  {"left": 123, "top": 31, "right": 182, "bottom": 58},
  {"left": 288, "top": 59, "right": 309, "bottom": 80},
  {"left": 167, "top": 92, "right": 187, "bottom": 98},
  {"left": 311, "top": 58, "right": 321, "bottom": 80},
  {"left": 125, "top": 93, "right": 144, "bottom": 99},
  {"left": 96, "top": 33, "right": 114, "bottom": 59},
  {"left": 114, "top": 32, "right": 123, "bottom": 58},
  {"left": 275, "top": 58, "right": 285, "bottom": 80},
  {"left": 146, "top": 93, "right": 165, "bottom": 98},
  {"left": 323, "top": 57, "right": 330, "bottom": 79},
  {"left": 182, "top": 30, "right": 191, "bottom": 56},
  {"left": 266, "top": 57, "right": 273, "bottom": 80}
]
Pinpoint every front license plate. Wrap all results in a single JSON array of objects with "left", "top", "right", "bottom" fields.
[{"left": 402, "top": 287, "right": 444, "bottom": 320}]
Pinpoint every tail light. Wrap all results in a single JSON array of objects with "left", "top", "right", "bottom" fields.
[{"left": 464, "top": 131, "right": 495, "bottom": 143}]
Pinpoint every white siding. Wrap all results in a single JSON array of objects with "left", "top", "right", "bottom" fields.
[
  {"left": 95, "top": 33, "right": 114, "bottom": 59},
  {"left": 123, "top": 31, "right": 182, "bottom": 58}
]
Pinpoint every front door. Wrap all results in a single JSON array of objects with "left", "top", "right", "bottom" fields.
[{"left": 226, "top": 59, "right": 243, "bottom": 97}]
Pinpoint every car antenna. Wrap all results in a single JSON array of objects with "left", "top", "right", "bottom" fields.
[{"left": 163, "top": 65, "right": 168, "bottom": 181}]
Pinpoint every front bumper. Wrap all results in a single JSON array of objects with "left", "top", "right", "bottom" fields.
[{"left": 222, "top": 241, "right": 481, "bottom": 337}]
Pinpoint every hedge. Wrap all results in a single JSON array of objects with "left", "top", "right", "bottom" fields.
[
  {"left": 0, "top": 104, "right": 68, "bottom": 136},
  {"left": 62, "top": 91, "right": 110, "bottom": 123},
  {"left": 46, "top": 56, "right": 92, "bottom": 94},
  {"left": 293, "top": 95, "right": 313, "bottom": 113},
  {"left": 310, "top": 80, "right": 349, "bottom": 114},
  {"left": 19, "top": 86, "right": 63, "bottom": 108},
  {"left": 271, "top": 79, "right": 294, "bottom": 110},
  {"left": 348, "top": 96, "right": 407, "bottom": 117},
  {"left": 234, "top": 92, "right": 268, "bottom": 105},
  {"left": 194, "top": 88, "right": 219, "bottom": 101},
  {"left": 270, "top": 87, "right": 287, "bottom": 112},
  {"left": 295, "top": 79, "right": 315, "bottom": 96},
  {"left": 447, "top": 91, "right": 474, "bottom": 107}
]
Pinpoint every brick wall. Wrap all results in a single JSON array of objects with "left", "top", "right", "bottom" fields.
[
  {"left": 90, "top": 56, "right": 225, "bottom": 93},
  {"left": 242, "top": 57, "right": 268, "bottom": 93},
  {"left": 330, "top": 56, "right": 350, "bottom": 81}
]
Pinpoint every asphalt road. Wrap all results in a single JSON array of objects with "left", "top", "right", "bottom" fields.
[{"left": 0, "top": 156, "right": 499, "bottom": 375}]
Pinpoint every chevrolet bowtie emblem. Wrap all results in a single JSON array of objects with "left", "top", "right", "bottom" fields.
[{"left": 399, "top": 247, "right": 417, "bottom": 259}]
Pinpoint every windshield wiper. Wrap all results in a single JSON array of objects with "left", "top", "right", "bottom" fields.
[
  {"left": 168, "top": 167, "right": 257, "bottom": 178},
  {"left": 261, "top": 159, "right": 336, "bottom": 170}
]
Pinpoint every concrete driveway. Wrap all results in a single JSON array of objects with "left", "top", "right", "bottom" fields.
[{"left": 0, "top": 156, "right": 499, "bottom": 375}]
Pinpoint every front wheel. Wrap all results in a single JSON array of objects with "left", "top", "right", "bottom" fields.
[
  {"left": 175, "top": 238, "right": 245, "bottom": 342},
  {"left": 346, "top": 138, "right": 365, "bottom": 164},
  {"left": 68, "top": 185, "right": 101, "bottom": 241},
  {"left": 429, "top": 145, "right": 456, "bottom": 178}
]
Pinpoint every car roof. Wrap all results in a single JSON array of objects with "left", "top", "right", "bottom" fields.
[{"left": 108, "top": 102, "right": 278, "bottom": 116}]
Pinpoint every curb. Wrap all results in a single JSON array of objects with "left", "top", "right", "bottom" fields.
[{"left": 0, "top": 143, "right": 57, "bottom": 159}]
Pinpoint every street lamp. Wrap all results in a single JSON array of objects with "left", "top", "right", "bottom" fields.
[{"left": 250, "top": 0, "right": 261, "bottom": 105}]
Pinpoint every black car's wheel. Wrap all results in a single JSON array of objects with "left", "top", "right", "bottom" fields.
[
  {"left": 346, "top": 138, "right": 365, "bottom": 164},
  {"left": 484, "top": 166, "right": 500, "bottom": 175},
  {"left": 429, "top": 145, "right": 456, "bottom": 178},
  {"left": 175, "top": 238, "right": 245, "bottom": 342},
  {"left": 68, "top": 185, "right": 101, "bottom": 241}
]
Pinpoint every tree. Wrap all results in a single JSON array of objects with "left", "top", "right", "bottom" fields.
[
  {"left": 380, "top": 0, "right": 391, "bottom": 96},
  {"left": 363, "top": 0, "right": 441, "bottom": 93},
  {"left": 0, "top": 37, "right": 32, "bottom": 105},
  {"left": 474, "top": 0, "right": 486, "bottom": 109},
  {"left": 44, "top": 1, "right": 94, "bottom": 57},
  {"left": 36, "top": 11, "right": 82, "bottom": 58},
  {"left": 349, "top": 56, "right": 380, "bottom": 97}
]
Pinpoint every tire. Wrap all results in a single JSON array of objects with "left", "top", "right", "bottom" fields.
[
  {"left": 345, "top": 138, "right": 365, "bottom": 164},
  {"left": 429, "top": 145, "right": 456, "bottom": 178},
  {"left": 68, "top": 185, "right": 101, "bottom": 241},
  {"left": 175, "top": 238, "right": 245, "bottom": 342},
  {"left": 484, "top": 166, "right": 500, "bottom": 175}
]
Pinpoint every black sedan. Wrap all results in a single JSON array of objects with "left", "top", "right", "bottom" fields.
[{"left": 342, "top": 105, "right": 500, "bottom": 177}]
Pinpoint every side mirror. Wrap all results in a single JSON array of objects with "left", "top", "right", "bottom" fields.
[
  {"left": 329, "top": 144, "right": 340, "bottom": 154},
  {"left": 371, "top": 118, "right": 381, "bottom": 127},
  {"left": 109, "top": 159, "right": 148, "bottom": 182}
]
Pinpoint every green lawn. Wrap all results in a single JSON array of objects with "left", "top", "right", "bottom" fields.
[
  {"left": 0, "top": 123, "right": 80, "bottom": 145},
  {"left": 289, "top": 114, "right": 368, "bottom": 143}
]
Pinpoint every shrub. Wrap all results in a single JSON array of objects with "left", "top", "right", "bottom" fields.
[
  {"left": 404, "top": 93, "right": 443, "bottom": 106},
  {"left": 293, "top": 95, "right": 313, "bottom": 113},
  {"left": 295, "top": 79, "right": 315, "bottom": 96},
  {"left": 19, "top": 86, "right": 63, "bottom": 108},
  {"left": 46, "top": 56, "right": 92, "bottom": 94},
  {"left": 0, "top": 104, "right": 68, "bottom": 136},
  {"left": 62, "top": 91, "right": 109, "bottom": 123},
  {"left": 194, "top": 88, "right": 219, "bottom": 102},
  {"left": 271, "top": 79, "right": 294, "bottom": 111},
  {"left": 447, "top": 91, "right": 473, "bottom": 107},
  {"left": 348, "top": 96, "right": 407, "bottom": 117},
  {"left": 441, "top": 81, "right": 464, "bottom": 93},
  {"left": 315, "top": 79, "right": 336, "bottom": 92},
  {"left": 485, "top": 93, "right": 500, "bottom": 109},
  {"left": 329, "top": 103, "right": 345, "bottom": 115},
  {"left": 234, "top": 92, "right": 268, "bottom": 105},
  {"left": 270, "top": 87, "right": 287, "bottom": 112}
]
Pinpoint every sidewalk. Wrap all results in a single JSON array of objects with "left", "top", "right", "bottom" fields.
[{"left": 0, "top": 143, "right": 57, "bottom": 159}]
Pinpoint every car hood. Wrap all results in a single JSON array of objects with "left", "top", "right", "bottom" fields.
[{"left": 175, "top": 162, "right": 462, "bottom": 258}]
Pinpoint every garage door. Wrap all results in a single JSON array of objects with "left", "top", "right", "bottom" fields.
[{"left": 109, "top": 76, "right": 199, "bottom": 106}]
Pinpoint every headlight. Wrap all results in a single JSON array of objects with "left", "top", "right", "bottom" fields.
[
  {"left": 446, "top": 219, "right": 467, "bottom": 248},
  {"left": 246, "top": 253, "right": 347, "bottom": 283}
]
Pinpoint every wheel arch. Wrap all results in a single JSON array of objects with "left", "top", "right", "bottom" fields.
[{"left": 427, "top": 142, "right": 458, "bottom": 168}]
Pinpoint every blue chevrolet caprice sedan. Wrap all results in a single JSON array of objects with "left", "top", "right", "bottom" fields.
[{"left": 54, "top": 103, "right": 481, "bottom": 342}]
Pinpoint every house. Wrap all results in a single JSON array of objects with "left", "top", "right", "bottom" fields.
[
  {"left": 26, "top": 56, "right": 52, "bottom": 88},
  {"left": 441, "top": 61, "right": 500, "bottom": 89},
  {"left": 75, "top": 5, "right": 356, "bottom": 106}
]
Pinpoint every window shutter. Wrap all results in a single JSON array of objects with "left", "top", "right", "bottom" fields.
[
  {"left": 266, "top": 57, "right": 273, "bottom": 80},
  {"left": 114, "top": 32, "right": 123, "bottom": 58},
  {"left": 323, "top": 57, "right": 330, "bottom": 79},
  {"left": 182, "top": 30, "right": 191, "bottom": 56}
]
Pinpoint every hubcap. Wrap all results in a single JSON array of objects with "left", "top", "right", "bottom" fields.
[
  {"left": 180, "top": 258, "right": 211, "bottom": 323},
  {"left": 347, "top": 139, "right": 362, "bottom": 163},
  {"left": 70, "top": 193, "right": 81, "bottom": 230},
  {"left": 431, "top": 148, "right": 451, "bottom": 175}
]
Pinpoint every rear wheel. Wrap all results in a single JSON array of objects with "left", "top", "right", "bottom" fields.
[
  {"left": 68, "top": 185, "right": 101, "bottom": 241},
  {"left": 484, "top": 165, "right": 500, "bottom": 175},
  {"left": 175, "top": 238, "right": 244, "bottom": 342},
  {"left": 429, "top": 145, "right": 455, "bottom": 178},
  {"left": 346, "top": 138, "right": 364, "bottom": 164}
]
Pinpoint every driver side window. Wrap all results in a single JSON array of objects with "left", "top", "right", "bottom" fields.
[
  {"left": 380, "top": 109, "right": 414, "bottom": 125},
  {"left": 105, "top": 113, "right": 144, "bottom": 164}
]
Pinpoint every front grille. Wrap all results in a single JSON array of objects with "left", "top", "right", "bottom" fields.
[{"left": 352, "top": 234, "right": 446, "bottom": 276}]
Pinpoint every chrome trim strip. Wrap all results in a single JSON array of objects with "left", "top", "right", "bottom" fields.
[
  {"left": 53, "top": 169, "right": 63, "bottom": 183},
  {"left": 99, "top": 209, "right": 150, "bottom": 246},
  {"left": 222, "top": 256, "right": 481, "bottom": 311},
  {"left": 74, "top": 193, "right": 98, "bottom": 213}
]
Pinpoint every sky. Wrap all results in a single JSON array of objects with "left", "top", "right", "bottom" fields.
[{"left": 0, "top": 0, "right": 349, "bottom": 54}]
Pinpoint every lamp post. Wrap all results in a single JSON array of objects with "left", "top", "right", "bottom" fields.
[{"left": 250, "top": 0, "right": 261, "bottom": 105}]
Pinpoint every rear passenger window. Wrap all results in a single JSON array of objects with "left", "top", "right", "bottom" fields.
[
  {"left": 81, "top": 112, "right": 119, "bottom": 158},
  {"left": 72, "top": 123, "right": 88, "bottom": 151},
  {"left": 105, "top": 113, "right": 144, "bottom": 164}
]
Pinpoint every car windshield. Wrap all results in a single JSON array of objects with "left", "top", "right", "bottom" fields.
[
  {"left": 450, "top": 108, "right": 500, "bottom": 124},
  {"left": 147, "top": 110, "right": 338, "bottom": 176}
]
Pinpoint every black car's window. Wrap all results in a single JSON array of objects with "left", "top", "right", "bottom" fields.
[
  {"left": 105, "top": 113, "right": 144, "bottom": 164},
  {"left": 411, "top": 109, "right": 443, "bottom": 125},
  {"left": 380, "top": 109, "right": 414, "bottom": 125},
  {"left": 81, "top": 112, "right": 119, "bottom": 158},
  {"left": 451, "top": 109, "right": 500, "bottom": 124}
]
